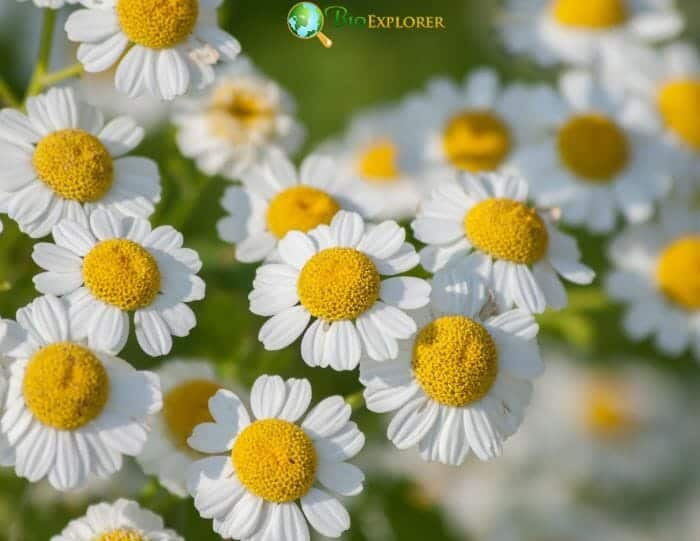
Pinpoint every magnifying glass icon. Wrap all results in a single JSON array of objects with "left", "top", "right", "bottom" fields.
[{"left": 287, "top": 2, "right": 333, "bottom": 48}]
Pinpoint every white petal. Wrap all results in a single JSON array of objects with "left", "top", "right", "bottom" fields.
[
  {"left": 301, "top": 488, "right": 350, "bottom": 538},
  {"left": 330, "top": 211, "right": 364, "bottom": 247},
  {"left": 277, "top": 379, "right": 312, "bottom": 422},
  {"left": 302, "top": 396, "right": 350, "bottom": 439},
  {"left": 98, "top": 116, "right": 144, "bottom": 157},
  {"left": 188, "top": 422, "right": 236, "bottom": 454},
  {"left": 380, "top": 277, "right": 431, "bottom": 309},
  {"left": 208, "top": 389, "right": 251, "bottom": 430},
  {"left": 77, "top": 33, "right": 128, "bottom": 73},
  {"left": 316, "top": 460, "right": 364, "bottom": 496},
  {"left": 510, "top": 264, "right": 546, "bottom": 314},
  {"left": 387, "top": 396, "right": 439, "bottom": 450},
  {"left": 156, "top": 49, "right": 190, "bottom": 100},
  {"left": 278, "top": 231, "right": 316, "bottom": 269},
  {"left": 250, "top": 375, "right": 287, "bottom": 420},
  {"left": 259, "top": 306, "right": 310, "bottom": 350}
]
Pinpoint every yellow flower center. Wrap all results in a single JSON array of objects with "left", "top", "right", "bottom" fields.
[
  {"left": 96, "top": 530, "right": 145, "bottom": 541},
  {"left": 557, "top": 113, "right": 629, "bottom": 182},
  {"left": 83, "top": 239, "right": 161, "bottom": 311},
  {"left": 465, "top": 198, "right": 549, "bottom": 264},
  {"left": 298, "top": 247, "right": 380, "bottom": 321},
  {"left": 163, "top": 379, "right": 222, "bottom": 450},
  {"left": 23, "top": 343, "right": 109, "bottom": 431},
  {"left": 442, "top": 110, "right": 511, "bottom": 172},
  {"left": 657, "top": 79, "right": 700, "bottom": 151},
  {"left": 117, "top": 0, "right": 199, "bottom": 50},
  {"left": 32, "top": 129, "right": 113, "bottom": 203},
  {"left": 656, "top": 235, "right": 700, "bottom": 310},
  {"left": 412, "top": 316, "right": 498, "bottom": 407},
  {"left": 552, "top": 0, "right": 627, "bottom": 28},
  {"left": 208, "top": 84, "right": 276, "bottom": 142},
  {"left": 357, "top": 139, "right": 401, "bottom": 183},
  {"left": 232, "top": 419, "right": 317, "bottom": 503},
  {"left": 266, "top": 186, "right": 341, "bottom": 239},
  {"left": 583, "top": 382, "right": 636, "bottom": 439}
]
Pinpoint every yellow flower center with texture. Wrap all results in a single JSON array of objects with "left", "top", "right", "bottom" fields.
[
  {"left": 32, "top": 129, "right": 113, "bottom": 202},
  {"left": 96, "top": 530, "right": 145, "bottom": 541},
  {"left": 23, "top": 343, "right": 109, "bottom": 431},
  {"left": 83, "top": 239, "right": 161, "bottom": 311},
  {"left": 357, "top": 139, "right": 401, "bottom": 182},
  {"left": 117, "top": 0, "right": 199, "bottom": 50},
  {"left": 232, "top": 419, "right": 317, "bottom": 503},
  {"left": 557, "top": 113, "right": 629, "bottom": 181},
  {"left": 465, "top": 198, "right": 548, "bottom": 264},
  {"left": 266, "top": 186, "right": 341, "bottom": 239},
  {"left": 656, "top": 235, "right": 700, "bottom": 309},
  {"left": 208, "top": 84, "right": 276, "bottom": 142},
  {"left": 583, "top": 383, "right": 636, "bottom": 439},
  {"left": 442, "top": 110, "right": 511, "bottom": 172},
  {"left": 298, "top": 247, "right": 380, "bottom": 321},
  {"left": 163, "top": 379, "right": 222, "bottom": 450},
  {"left": 552, "top": 0, "right": 627, "bottom": 28},
  {"left": 657, "top": 79, "right": 700, "bottom": 151},
  {"left": 412, "top": 316, "right": 498, "bottom": 407}
]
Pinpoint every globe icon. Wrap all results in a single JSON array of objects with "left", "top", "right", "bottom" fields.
[{"left": 287, "top": 2, "right": 333, "bottom": 47}]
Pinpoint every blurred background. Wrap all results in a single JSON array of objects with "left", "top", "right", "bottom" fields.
[{"left": 1, "top": 0, "right": 700, "bottom": 539}]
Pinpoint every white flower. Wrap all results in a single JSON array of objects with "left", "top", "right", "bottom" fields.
[
  {"left": 411, "top": 171, "right": 595, "bottom": 314},
  {"left": 499, "top": 0, "right": 684, "bottom": 67},
  {"left": 249, "top": 210, "right": 431, "bottom": 370},
  {"left": 65, "top": 0, "right": 241, "bottom": 100},
  {"left": 217, "top": 148, "right": 380, "bottom": 263},
  {"left": 136, "top": 359, "right": 240, "bottom": 497},
  {"left": 360, "top": 268, "right": 543, "bottom": 465},
  {"left": 51, "top": 499, "right": 182, "bottom": 541},
  {"left": 187, "top": 375, "right": 365, "bottom": 540},
  {"left": 605, "top": 202, "right": 700, "bottom": 359},
  {"left": 17, "top": 0, "right": 79, "bottom": 8},
  {"left": 0, "top": 295, "right": 161, "bottom": 491},
  {"left": 514, "top": 70, "right": 672, "bottom": 233},
  {"left": 173, "top": 56, "right": 305, "bottom": 180},
  {"left": 0, "top": 87, "right": 160, "bottom": 238},
  {"left": 31, "top": 208, "right": 205, "bottom": 357}
]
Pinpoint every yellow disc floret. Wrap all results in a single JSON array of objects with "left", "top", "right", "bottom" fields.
[
  {"left": 442, "top": 110, "right": 512, "bottom": 172},
  {"left": 97, "top": 530, "right": 145, "bottom": 541},
  {"left": 266, "top": 186, "right": 341, "bottom": 239},
  {"left": 163, "top": 379, "right": 222, "bottom": 450},
  {"left": 656, "top": 235, "right": 700, "bottom": 310},
  {"left": 32, "top": 129, "right": 113, "bottom": 202},
  {"left": 465, "top": 198, "right": 549, "bottom": 264},
  {"left": 557, "top": 113, "right": 629, "bottom": 181},
  {"left": 83, "top": 239, "right": 161, "bottom": 311},
  {"left": 232, "top": 418, "right": 317, "bottom": 503},
  {"left": 298, "top": 247, "right": 380, "bottom": 321},
  {"left": 412, "top": 316, "right": 498, "bottom": 407},
  {"left": 582, "top": 382, "right": 636, "bottom": 439},
  {"left": 23, "top": 343, "right": 109, "bottom": 431},
  {"left": 657, "top": 79, "right": 700, "bottom": 151},
  {"left": 357, "top": 139, "right": 401, "bottom": 182},
  {"left": 208, "top": 83, "right": 276, "bottom": 142},
  {"left": 117, "top": 0, "right": 199, "bottom": 50},
  {"left": 552, "top": 0, "right": 627, "bottom": 28}
]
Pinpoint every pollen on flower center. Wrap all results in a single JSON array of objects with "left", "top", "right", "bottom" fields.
[
  {"left": 657, "top": 79, "right": 700, "bottom": 151},
  {"left": 83, "top": 239, "right": 161, "bottom": 311},
  {"left": 298, "top": 247, "right": 380, "bottom": 321},
  {"left": 266, "top": 186, "right": 341, "bottom": 239},
  {"left": 412, "top": 316, "right": 498, "bottom": 407},
  {"left": 117, "top": 0, "right": 199, "bottom": 50},
  {"left": 32, "top": 129, "right": 113, "bottom": 202},
  {"left": 357, "top": 139, "right": 401, "bottom": 182},
  {"left": 23, "top": 343, "right": 109, "bottom": 431},
  {"left": 557, "top": 113, "right": 629, "bottom": 181},
  {"left": 442, "top": 110, "right": 512, "bottom": 172},
  {"left": 465, "top": 198, "right": 549, "bottom": 264},
  {"left": 96, "top": 530, "right": 145, "bottom": 541},
  {"left": 583, "top": 382, "right": 636, "bottom": 439},
  {"left": 163, "top": 379, "right": 222, "bottom": 451},
  {"left": 656, "top": 235, "right": 700, "bottom": 309},
  {"left": 232, "top": 418, "right": 317, "bottom": 503},
  {"left": 552, "top": 0, "right": 627, "bottom": 28}
]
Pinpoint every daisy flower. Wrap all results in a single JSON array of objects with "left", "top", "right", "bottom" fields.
[
  {"left": 65, "top": 0, "right": 241, "bottom": 100},
  {"left": 217, "top": 148, "right": 378, "bottom": 263},
  {"left": 0, "top": 295, "right": 161, "bottom": 491},
  {"left": 173, "top": 56, "right": 305, "bottom": 180},
  {"left": 136, "top": 359, "right": 240, "bottom": 497},
  {"left": 359, "top": 268, "right": 543, "bottom": 465},
  {"left": 605, "top": 202, "right": 700, "bottom": 358},
  {"left": 249, "top": 210, "right": 431, "bottom": 370},
  {"left": 17, "top": 0, "right": 79, "bottom": 8},
  {"left": 0, "top": 87, "right": 160, "bottom": 238},
  {"left": 514, "top": 70, "right": 672, "bottom": 233},
  {"left": 187, "top": 374, "right": 365, "bottom": 540},
  {"left": 499, "top": 0, "right": 684, "bottom": 67},
  {"left": 31, "top": 208, "right": 205, "bottom": 357},
  {"left": 51, "top": 499, "right": 183, "bottom": 541},
  {"left": 411, "top": 171, "right": 595, "bottom": 314}
]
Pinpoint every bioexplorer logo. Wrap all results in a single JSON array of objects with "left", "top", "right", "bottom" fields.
[{"left": 287, "top": 2, "right": 446, "bottom": 48}]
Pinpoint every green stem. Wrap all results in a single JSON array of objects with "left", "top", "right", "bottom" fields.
[
  {"left": 41, "top": 63, "right": 84, "bottom": 88},
  {"left": 24, "top": 9, "right": 57, "bottom": 101},
  {"left": 345, "top": 390, "right": 364, "bottom": 411},
  {"left": 0, "top": 78, "right": 19, "bottom": 108}
]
